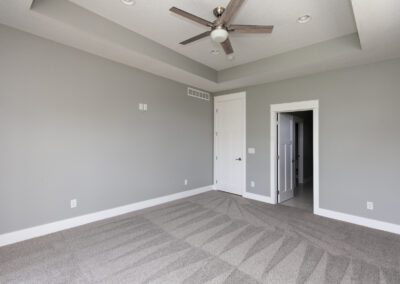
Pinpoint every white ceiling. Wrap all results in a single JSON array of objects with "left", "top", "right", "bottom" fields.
[
  {"left": 351, "top": 0, "right": 400, "bottom": 50},
  {"left": 69, "top": 0, "right": 357, "bottom": 70},
  {"left": 0, "top": 0, "right": 399, "bottom": 92}
]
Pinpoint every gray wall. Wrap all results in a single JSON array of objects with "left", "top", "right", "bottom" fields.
[
  {"left": 216, "top": 57, "right": 400, "bottom": 225},
  {"left": 0, "top": 25, "right": 213, "bottom": 234}
]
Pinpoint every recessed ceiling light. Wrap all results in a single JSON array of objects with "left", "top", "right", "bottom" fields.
[
  {"left": 121, "top": 0, "right": 135, "bottom": 6},
  {"left": 210, "top": 49, "right": 220, "bottom": 55},
  {"left": 297, "top": 15, "right": 311, "bottom": 24}
]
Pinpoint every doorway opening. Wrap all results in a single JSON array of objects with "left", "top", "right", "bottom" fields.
[
  {"left": 270, "top": 100, "right": 319, "bottom": 214},
  {"left": 278, "top": 111, "right": 313, "bottom": 211}
]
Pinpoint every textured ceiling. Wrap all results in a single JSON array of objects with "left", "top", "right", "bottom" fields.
[
  {"left": 70, "top": 0, "right": 357, "bottom": 70},
  {"left": 0, "top": 0, "right": 399, "bottom": 92}
]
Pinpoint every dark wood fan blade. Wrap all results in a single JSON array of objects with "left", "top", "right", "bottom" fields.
[
  {"left": 220, "top": 38, "right": 234, "bottom": 55},
  {"left": 229, "top": 24, "right": 274, "bottom": 33},
  {"left": 170, "top": 7, "right": 213, "bottom": 27},
  {"left": 218, "top": 0, "right": 245, "bottom": 25},
  {"left": 180, "top": 31, "right": 211, "bottom": 45}
]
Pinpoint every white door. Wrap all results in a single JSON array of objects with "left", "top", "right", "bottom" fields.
[
  {"left": 214, "top": 93, "right": 246, "bottom": 195},
  {"left": 278, "top": 113, "right": 295, "bottom": 202}
]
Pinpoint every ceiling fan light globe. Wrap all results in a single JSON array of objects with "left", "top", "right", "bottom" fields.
[{"left": 211, "top": 28, "right": 229, "bottom": 43}]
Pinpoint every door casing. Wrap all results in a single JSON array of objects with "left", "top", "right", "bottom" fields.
[{"left": 270, "top": 100, "right": 319, "bottom": 214}]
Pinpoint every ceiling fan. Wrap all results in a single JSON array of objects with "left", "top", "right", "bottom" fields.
[{"left": 170, "top": 0, "right": 274, "bottom": 55}]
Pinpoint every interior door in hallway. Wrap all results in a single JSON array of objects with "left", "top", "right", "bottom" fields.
[
  {"left": 278, "top": 113, "right": 295, "bottom": 203},
  {"left": 214, "top": 93, "right": 246, "bottom": 196}
]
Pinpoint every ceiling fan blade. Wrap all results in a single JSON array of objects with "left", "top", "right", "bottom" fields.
[
  {"left": 170, "top": 7, "right": 213, "bottom": 27},
  {"left": 220, "top": 38, "right": 234, "bottom": 55},
  {"left": 180, "top": 31, "right": 211, "bottom": 45},
  {"left": 218, "top": 0, "right": 245, "bottom": 25},
  {"left": 229, "top": 24, "right": 274, "bottom": 33}
]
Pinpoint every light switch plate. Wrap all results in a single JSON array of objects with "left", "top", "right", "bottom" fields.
[
  {"left": 70, "top": 199, "right": 77, "bottom": 209},
  {"left": 248, "top": 148, "right": 256, "bottom": 154}
]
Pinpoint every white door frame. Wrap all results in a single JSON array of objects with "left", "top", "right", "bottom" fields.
[
  {"left": 214, "top": 92, "right": 246, "bottom": 195},
  {"left": 270, "top": 100, "right": 319, "bottom": 213}
]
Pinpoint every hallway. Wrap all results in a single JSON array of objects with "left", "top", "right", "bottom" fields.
[{"left": 281, "top": 181, "right": 313, "bottom": 212}]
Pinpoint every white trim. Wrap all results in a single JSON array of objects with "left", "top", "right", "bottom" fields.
[
  {"left": 315, "top": 208, "right": 400, "bottom": 235},
  {"left": 270, "top": 100, "right": 319, "bottom": 112},
  {"left": 0, "top": 185, "right": 213, "bottom": 247},
  {"left": 214, "top": 92, "right": 246, "bottom": 196},
  {"left": 243, "top": 192, "right": 274, "bottom": 204},
  {"left": 269, "top": 100, "right": 400, "bottom": 235},
  {"left": 214, "top": 92, "right": 246, "bottom": 102},
  {"left": 270, "top": 100, "right": 319, "bottom": 213}
]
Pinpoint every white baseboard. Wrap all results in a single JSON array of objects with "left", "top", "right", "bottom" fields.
[
  {"left": 0, "top": 185, "right": 213, "bottom": 247},
  {"left": 315, "top": 208, "right": 400, "bottom": 235},
  {"left": 243, "top": 191, "right": 274, "bottom": 204},
  {"left": 242, "top": 192, "right": 400, "bottom": 235}
]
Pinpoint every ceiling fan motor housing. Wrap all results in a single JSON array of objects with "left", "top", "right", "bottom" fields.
[
  {"left": 211, "top": 7, "right": 229, "bottom": 43},
  {"left": 213, "top": 6, "right": 226, "bottom": 18}
]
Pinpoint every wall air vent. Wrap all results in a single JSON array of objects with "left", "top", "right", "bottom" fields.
[{"left": 187, "top": 87, "right": 210, "bottom": 101}]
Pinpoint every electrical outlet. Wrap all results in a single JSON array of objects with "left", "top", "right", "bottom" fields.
[
  {"left": 367, "top": 201, "right": 374, "bottom": 210},
  {"left": 139, "top": 103, "right": 148, "bottom": 111},
  {"left": 250, "top": 181, "right": 255, "bottom": 188},
  {"left": 70, "top": 199, "right": 77, "bottom": 209},
  {"left": 184, "top": 179, "right": 188, "bottom": 186}
]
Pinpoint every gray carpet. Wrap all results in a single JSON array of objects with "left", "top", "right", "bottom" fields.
[{"left": 1, "top": 190, "right": 400, "bottom": 283}]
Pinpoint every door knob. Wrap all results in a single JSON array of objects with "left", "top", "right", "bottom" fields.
[{"left": 236, "top": 157, "right": 242, "bottom": 161}]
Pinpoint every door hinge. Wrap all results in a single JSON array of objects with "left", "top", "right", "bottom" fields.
[
  {"left": 215, "top": 132, "right": 218, "bottom": 136},
  {"left": 277, "top": 190, "right": 280, "bottom": 195},
  {"left": 215, "top": 180, "right": 218, "bottom": 184},
  {"left": 215, "top": 156, "right": 218, "bottom": 160},
  {"left": 277, "top": 155, "right": 280, "bottom": 160},
  {"left": 216, "top": 109, "right": 218, "bottom": 113}
]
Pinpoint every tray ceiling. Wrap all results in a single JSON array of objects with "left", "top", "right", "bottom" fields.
[{"left": 69, "top": 0, "right": 357, "bottom": 70}]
